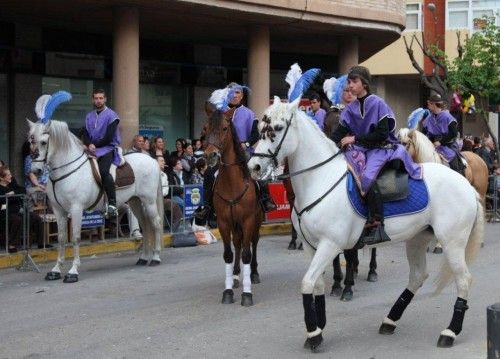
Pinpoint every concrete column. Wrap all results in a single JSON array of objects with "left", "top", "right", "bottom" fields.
[
  {"left": 247, "top": 25, "right": 270, "bottom": 119},
  {"left": 338, "top": 37, "right": 359, "bottom": 74},
  {"left": 113, "top": 7, "right": 139, "bottom": 148}
]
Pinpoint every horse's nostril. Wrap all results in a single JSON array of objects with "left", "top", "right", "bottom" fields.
[{"left": 254, "top": 164, "right": 261, "bottom": 172}]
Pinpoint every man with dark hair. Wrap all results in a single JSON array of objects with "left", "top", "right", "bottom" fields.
[
  {"left": 307, "top": 92, "right": 326, "bottom": 130},
  {"left": 422, "top": 93, "right": 465, "bottom": 175},
  {"left": 332, "top": 66, "right": 422, "bottom": 245},
  {"left": 81, "top": 89, "right": 121, "bottom": 216}
]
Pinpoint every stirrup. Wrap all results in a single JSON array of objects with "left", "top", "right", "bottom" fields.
[
  {"left": 262, "top": 198, "right": 277, "bottom": 212},
  {"left": 361, "top": 223, "right": 390, "bottom": 246},
  {"left": 106, "top": 204, "right": 118, "bottom": 217}
]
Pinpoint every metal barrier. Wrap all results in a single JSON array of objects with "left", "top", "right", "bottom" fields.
[{"left": 486, "top": 175, "right": 500, "bottom": 222}]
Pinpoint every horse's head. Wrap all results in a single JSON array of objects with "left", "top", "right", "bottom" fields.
[
  {"left": 27, "top": 119, "right": 51, "bottom": 175},
  {"left": 248, "top": 96, "right": 300, "bottom": 180},
  {"left": 204, "top": 107, "right": 236, "bottom": 157},
  {"left": 398, "top": 128, "right": 417, "bottom": 157}
]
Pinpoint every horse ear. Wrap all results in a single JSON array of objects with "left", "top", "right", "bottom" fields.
[
  {"left": 26, "top": 118, "right": 35, "bottom": 130},
  {"left": 272, "top": 96, "right": 281, "bottom": 106},
  {"left": 288, "top": 97, "right": 301, "bottom": 111}
]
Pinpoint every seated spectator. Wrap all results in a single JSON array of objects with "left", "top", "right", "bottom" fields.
[
  {"left": 150, "top": 136, "right": 170, "bottom": 159},
  {"left": 24, "top": 148, "right": 49, "bottom": 210},
  {"left": 193, "top": 138, "right": 205, "bottom": 162},
  {"left": 143, "top": 136, "right": 151, "bottom": 153},
  {"left": 165, "top": 157, "right": 186, "bottom": 211},
  {"left": 476, "top": 137, "right": 495, "bottom": 174},
  {"left": 181, "top": 143, "right": 196, "bottom": 181},
  {"left": 171, "top": 138, "right": 186, "bottom": 159},
  {"left": 472, "top": 137, "right": 481, "bottom": 153},
  {"left": 127, "top": 135, "right": 148, "bottom": 154},
  {"left": 158, "top": 156, "right": 182, "bottom": 231},
  {"left": 0, "top": 166, "right": 46, "bottom": 251},
  {"left": 189, "top": 158, "right": 207, "bottom": 185}
]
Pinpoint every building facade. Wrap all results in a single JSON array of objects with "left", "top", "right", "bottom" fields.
[
  {"left": 361, "top": 0, "right": 499, "bottom": 138},
  {"left": 1, "top": 0, "right": 406, "bottom": 176}
]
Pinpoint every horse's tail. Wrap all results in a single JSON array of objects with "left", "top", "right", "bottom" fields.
[
  {"left": 434, "top": 191, "right": 484, "bottom": 294},
  {"left": 156, "top": 173, "right": 164, "bottom": 232}
]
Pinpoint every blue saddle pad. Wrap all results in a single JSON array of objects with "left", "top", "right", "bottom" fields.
[{"left": 347, "top": 172, "right": 429, "bottom": 219}]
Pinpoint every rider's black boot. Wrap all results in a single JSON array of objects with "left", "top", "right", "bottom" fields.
[
  {"left": 361, "top": 184, "right": 390, "bottom": 246},
  {"left": 103, "top": 174, "right": 118, "bottom": 217},
  {"left": 258, "top": 180, "right": 277, "bottom": 212}
]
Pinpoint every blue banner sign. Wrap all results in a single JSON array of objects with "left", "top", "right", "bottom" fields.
[
  {"left": 81, "top": 210, "right": 105, "bottom": 229},
  {"left": 184, "top": 184, "right": 203, "bottom": 218}
]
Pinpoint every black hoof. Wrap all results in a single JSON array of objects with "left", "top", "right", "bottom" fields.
[
  {"left": 251, "top": 273, "right": 260, "bottom": 284},
  {"left": 136, "top": 258, "right": 148, "bottom": 266},
  {"left": 433, "top": 247, "right": 443, "bottom": 254},
  {"left": 437, "top": 334, "right": 455, "bottom": 348},
  {"left": 367, "top": 271, "right": 378, "bottom": 282},
  {"left": 233, "top": 278, "right": 240, "bottom": 288},
  {"left": 63, "top": 273, "right": 79, "bottom": 283},
  {"left": 330, "top": 284, "right": 342, "bottom": 297},
  {"left": 45, "top": 271, "right": 62, "bottom": 281},
  {"left": 148, "top": 259, "right": 161, "bottom": 266},
  {"left": 297, "top": 242, "right": 303, "bottom": 250},
  {"left": 288, "top": 241, "right": 296, "bottom": 250},
  {"left": 221, "top": 289, "right": 234, "bottom": 304},
  {"left": 340, "top": 288, "right": 353, "bottom": 302},
  {"left": 304, "top": 333, "right": 323, "bottom": 352},
  {"left": 241, "top": 292, "right": 253, "bottom": 307},
  {"left": 379, "top": 322, "right": 396, "bottom": 335}
]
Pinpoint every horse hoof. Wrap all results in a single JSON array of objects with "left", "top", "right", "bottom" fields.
[
  {"left": 437, "top": 334, "right": 455, "bottom": 348},
  {"left": 63, "top": 274, "right": 78, "bottom": 283},
  {"left": 251, "top": 273, "right": 260, "bottom": 284},
  {"left": 136, "top": 259, "right": 148, "bottom": 266},
  {"left": 241, "top": 292, "right": 253, "bottom": 307},
  {"left": 367, "top": 271, "right": 378, "bottom": 282},
  {"left": 45, "top": 272, "right": 62, "bottom": 281},
  {"left": 340, "top": 289, "right": 353, "bottom": 302},
  {"left": 221, "top": 289, "right": 234, "bottom": 304},
  {"left": 330, "top": 284, "right": 342, "bottom": 297},
  {"left": 297, "top": 242, "right": 303, "bottom": 250},
  {"left": 233, "top": 278, "right": 240, "bottom": 288},
  {"left": 433, "top": 247, "right": 443, "bottom": 254},
  {"left": 379, "top": 323, "right": 396, "bottom": 335},
  {"left": 288, "top": 241, "right": 296, "bottom": 250},
  {"left": 304, "top": 333, "right": 323, "bottom": 352},
  {"left": 148, "top": 259, "right": 161, "bottom": 266}
]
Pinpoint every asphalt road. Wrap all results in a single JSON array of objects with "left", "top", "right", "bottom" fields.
[{"left": 0, "top": 224, "right": 499, "bottom": 359}]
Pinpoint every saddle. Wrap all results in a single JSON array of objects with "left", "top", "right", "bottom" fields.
[
  {"left": 89, "top": 147, "right": 135, "bottom": 189},
  {"left": 376, "top": 167, "right": 408, "bottom": 202}
]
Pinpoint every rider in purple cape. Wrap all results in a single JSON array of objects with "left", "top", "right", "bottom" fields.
[
  {"left": 422, "top": 93, "right": 464, "bottom": 174},
  {"left": 332, "top": 66, "right": 422, "bottom": 246},
  {"left": 81, "top": 89, "right": 121, "bottom": 216}
]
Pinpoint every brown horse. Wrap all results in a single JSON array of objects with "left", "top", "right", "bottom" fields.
[{"left": 205, "top": 108, "right": 264, "bottom": 307}]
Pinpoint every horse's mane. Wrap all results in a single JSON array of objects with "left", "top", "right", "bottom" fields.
[
  {"left": 47, "top": 120, "right": 83, "bottom": 157},
  {"left": 400, "top": 128, "right": 441, "bottom": 163},
  {"left": 294, "top": 107, "right": 340, "bottom": 154}
]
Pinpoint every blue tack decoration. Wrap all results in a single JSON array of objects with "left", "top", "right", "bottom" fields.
[
  {"left": 346, "top": 172, "right": 429, "bottom": 219},
  {"left": 407, "top": 108, "right": 429, "bottom": 129},
  {"left": 289, "top": 68, "right": 321, "bottom": 102},
  {"left": 42, "top": 91, "right": 72, "bottom": 123},
  {"left": 332, "top": 75, "right": 348, "bottom": 105}
]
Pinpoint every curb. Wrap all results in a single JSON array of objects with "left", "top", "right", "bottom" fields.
[{"left": 0, "top": 222, "right": 292, "bottom": 270}]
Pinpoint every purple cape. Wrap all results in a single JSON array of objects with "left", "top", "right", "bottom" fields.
[
  {"left": 308, "top": 108, "right": 326, "bottom": 130},
  {"left": 85, "top": 107, "right": 121, "bottom": 165},
  {"left": 422, "top": 110, "right": 459, "bottom": 162},
  {"left": 231, "top": 105, "right": 255, "bottom": 154},
  {"left": 341, "top": 95, "right": 423, "bottom": 195}
]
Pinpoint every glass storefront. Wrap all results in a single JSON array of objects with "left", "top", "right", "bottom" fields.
[
  {"left": 0, "top": 74, "right": 8, "bottom": 163},
  {"left": 42, "top": 77, "right": 190, "bottom": 151}
]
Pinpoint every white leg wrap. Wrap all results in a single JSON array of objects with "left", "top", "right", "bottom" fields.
[
  {"left": 440, "top": 329, "right": 457, "bottom": 339},
  {"left": 225, "top": 263, "right": 234, "bottom": 290},
  {"left": 307, "top": 328, "right": 322, "bottom": 338},
  {"left": 383, "top": 317, "right": 397, "bottom": 327},
  {"left": 242, "top": 264, "right": 251, "bottom": 293}
]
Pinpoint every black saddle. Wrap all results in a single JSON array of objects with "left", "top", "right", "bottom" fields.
[{"left": 376, "top": 160, "right": 408, "bottom": 202}]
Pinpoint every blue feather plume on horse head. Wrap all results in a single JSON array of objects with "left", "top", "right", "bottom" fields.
[
  {"left": 407, "top": 107, "right": 430, "bottom": 129},
  {"left": 323, "top": 74, "right": 348, "bottom": 105},
  {"left": 35, "top": 91, "right": 72, "bottom": 124},
  {"left": 286, "top": 63, "right": 321, "bottom": 102}
]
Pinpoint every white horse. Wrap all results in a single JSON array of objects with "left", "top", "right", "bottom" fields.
[
  {"left": 28, "top": 119, "right": 164, "bottom": 283},
  {"left": 248, "top": 97, "right": 484, "bottom": 351}
]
